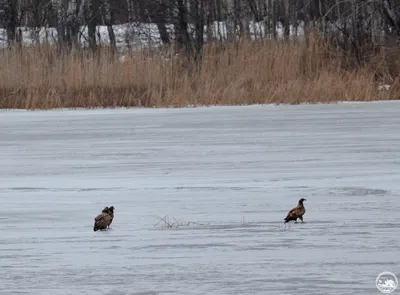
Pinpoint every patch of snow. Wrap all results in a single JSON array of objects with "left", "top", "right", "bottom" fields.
[{"left": 378, "top": 85, "right": 391, "bottom": 91}]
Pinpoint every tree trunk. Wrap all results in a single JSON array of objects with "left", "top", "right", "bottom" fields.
[
  {"left": 126, "top": 0, "right": 133, "bottom": 23},
  {"left": 52, "top": 0, "right": 67, "bottom": 47},
  {"left": 1, "top": 0, "right": 18, "bottom": 46},
  {"left": 155, "top": 20, "right": 170, "bottom": 45},
  {"left": 175, "top": 0, "right": 191, "bottom": 55},
  {"left": 283, "top": 0, "right": 290, "bottom": 40},
  {"left": 270, "top": 0, "right": 277, "bottom": 40},
  {"left": 85, "top": 0, "right": 97, "bottom": 52},
  {"left": 382, "top": 0, "right": 400, "bottom": 39},
  {"left": 145, "top": 2, "right": 170, "bottom": 45},
  {"left": 194, "top": 0, "right": 204, "bottom": 64},
  {"left": 101, "top": 0, "right": 116, "bottom": 51},
  {"left": 66, "top": 0, "right": 80, "bottom": 48}
]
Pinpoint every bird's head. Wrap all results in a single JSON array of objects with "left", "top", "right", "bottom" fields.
[
  {"left": 299, "top": 198, "right": 306, "bottom": 204},
  {"left": 109, "top": 206, "right": 115, "bottom": 212}
]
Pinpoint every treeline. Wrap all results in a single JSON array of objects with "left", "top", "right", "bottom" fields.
[
  {"left": 0, "top": 1, "right": 399, "bottom": 110},
  {"left": 1, "top": 1, "right": 399, "bottom": 58}
]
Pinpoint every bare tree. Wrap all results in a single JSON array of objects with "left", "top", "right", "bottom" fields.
[
  {"left": 82, "top": 0, "right": 97, "bottom": 51},
  {"left": 52, "top": 0, "right": 68, "bottom": 46},
  {"left": 382, "top": 0, "right": 400, "bottom": 39},
  {"left": 100, "top": 0, "right": 116, "bottom": 50},
  {"left": 66, "top": 0, "right": 81, "bottom": 47},
  {"left": 0, "top": 0, "right": 20, "bottom": 46}
]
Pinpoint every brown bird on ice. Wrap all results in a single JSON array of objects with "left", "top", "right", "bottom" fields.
[
  {"left": 284, "top": 198, "right": 306, "bottom": 223},
  {"left": 103, "top": 206, "right": 115, "bottom": 228},
  {"left": 93, "top": 206, "right": 115, "bottom": 231}
]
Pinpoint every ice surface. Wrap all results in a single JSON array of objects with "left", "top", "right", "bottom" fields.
[{"left": 0, "top": 101, "right": 400, "bottom": 294}]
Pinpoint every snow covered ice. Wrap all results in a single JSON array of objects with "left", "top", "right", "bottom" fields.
[{"left": 0, "top": 101, "right": 400, "bottom": 294}]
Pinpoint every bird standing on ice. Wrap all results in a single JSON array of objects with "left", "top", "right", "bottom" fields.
[
  {"left": 284, "top": 198, "right": 306, "bottom": 223},
  {"left": 93, "top": 206, "right": 115, "bottom": 231}
]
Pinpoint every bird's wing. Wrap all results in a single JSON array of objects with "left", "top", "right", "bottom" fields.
[
  {"left": 286, "top": 207, "right": 300, "bottom": 219},
  {"left": 296, "top": 207, "right": 305, "bottom": 216},
  {"left": 94, "top": 213, "right": 112, "bottom": 228},
  {"left": 95, "top": 212, "right": 109, "bottom": 222}
]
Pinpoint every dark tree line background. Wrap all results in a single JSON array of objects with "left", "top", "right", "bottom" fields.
[{"left": 0, "top": 0, "right": 399, "bottom": 62}]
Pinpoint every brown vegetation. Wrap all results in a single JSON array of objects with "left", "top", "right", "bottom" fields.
[{"left": 0, "top": 37, "right": 399, "bottom": 110}]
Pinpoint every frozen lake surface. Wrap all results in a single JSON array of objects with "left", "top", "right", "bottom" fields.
[{"left": 1, "top": 102, "right": 400, "bottom": 295}]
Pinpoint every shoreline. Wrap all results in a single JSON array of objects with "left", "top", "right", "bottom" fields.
[{"left": 0, "top": 99, "right": 398, "bottom": 113}]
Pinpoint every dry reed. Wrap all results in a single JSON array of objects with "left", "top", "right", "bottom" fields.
[
  {"left": 153, "top": 215, "right": 200, "bottom": 230},
  {"left": 0, "top": 37, "right": 398, "bottom": 109}
]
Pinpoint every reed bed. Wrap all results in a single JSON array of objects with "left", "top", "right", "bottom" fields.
[{"left": 0, "top": 37, "right": 398, "bottom": 109}]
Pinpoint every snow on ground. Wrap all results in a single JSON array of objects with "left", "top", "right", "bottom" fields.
[{"left": 0, "top": 101, "right": 400, "bottom": 294}]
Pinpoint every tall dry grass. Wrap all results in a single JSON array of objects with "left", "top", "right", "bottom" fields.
[{"left": 0, "top": 37, "right": 399, "bottom": 109}]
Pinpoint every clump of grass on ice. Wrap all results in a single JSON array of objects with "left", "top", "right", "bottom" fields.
[{"left": 153, "top": 215, "right": 201, "bottom": 230}]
